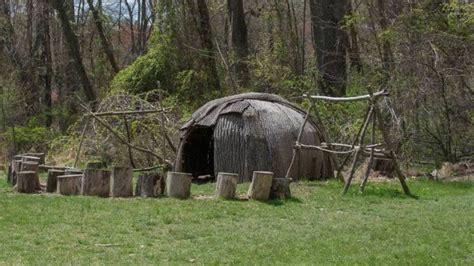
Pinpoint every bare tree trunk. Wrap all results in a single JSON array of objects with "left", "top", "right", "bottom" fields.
[
  {"left": 309, "top": 0, "right": 348, "bottom": 96},
  {"left": 0, "top": 0, "right": 13, "bottom": 53},
  {"left": 124, "top": 1, "right": 136, "bottom": 57},
  {"left": 50, "top": 0, "right": 96, "bottom": 102},
  {"left": 187, "top": 0, "right": 221, "bottom": 91},
  {"left": 347, "top": 1, "right": 362, "bottom": 71},
  {"left": 376, "top": 0, "right": 394, "bottom": 74},
  {"left": 140, "top": 0, "right": 147, "bottom": 52},
  {"left": 286, "top": 0, "right": 300, "bottom": 74},
  {"left": 85, "top": 0, "right": 119, "bottom": 73},
  {"left": 228, "top": 0, "right": 249, "bottom": 87},
  {"left": 26, "top": 0, "right": 34, "bottom": 57},
  {"left": 37, "top": 0, "right": 53, "bottom": 126}
]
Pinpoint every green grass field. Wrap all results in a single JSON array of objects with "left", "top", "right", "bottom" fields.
[{"left": 0, "top": 172, "right": 472, "bottom": 265}]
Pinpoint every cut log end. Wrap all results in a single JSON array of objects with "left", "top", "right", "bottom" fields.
[
  {"left": 57, "top": 175, "right": 82, "bottom": 195},
  {"left": 81, "top": 169, "right": 111, "bottom": 197},
  {"left": 248, "top": 171, "right": 274, "bottom": 201},
  {"left": 270, "top": 178, "right": 291, "bottom": 200},
  {"left": 166, "top": 172, "right": 192, "bottom": 199},
  {"left": 215, "top": 172, "right": 238, "bottom": 199},
  {"left": 135, "top": 173, "right": 165, "bottom": 198},
  {"left": 16, "top": 171, "right": 37, "bottom": 193},
  {"left": 47, "top": 169, "right": 65, "bottom": 193},
  {"left": 111, "top": 167, "right": 133, "bottom": 197}
]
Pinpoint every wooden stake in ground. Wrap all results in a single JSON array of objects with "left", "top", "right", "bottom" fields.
[
  {"left": 270, "top": 178, "right": 291, "bottom": 200},
  {"left": 57, "top": 175, "right": 82, "bottom": 195},
  {"left": 111, "top": 167, "right": 133, "bottom": 197},
  {"left": 135, "top": 173, "right": 165, "bottom": 197},
  {"left": 81, "top": 169, "right": 111, "bottom": 197},
  {"left": 166, "top": 172, "right": 192, "bottom": 199},
  {"left": 215, "top": 172, "right": 238, "bottom": 199},
  {"left": 248, "top": 171, "right": 274, "bottom": 201},
  {"left": 46, "top": 169, "right": 65, "bottom": 193},
  {"left": 16, "top": 171, "right": 37, "bottom": 193}
]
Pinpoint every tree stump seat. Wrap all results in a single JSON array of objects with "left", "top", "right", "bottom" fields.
[{"left": 57, "top": 175, "right": 82, "bottom": 195}]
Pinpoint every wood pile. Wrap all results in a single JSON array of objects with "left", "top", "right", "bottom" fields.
[{"left": 5, "top": 153, "right": 291, "bottom": 201}]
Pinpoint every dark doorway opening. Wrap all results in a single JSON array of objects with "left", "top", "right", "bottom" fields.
[{"left": 181, "top": 126, "right": 214, "bottom": 181}]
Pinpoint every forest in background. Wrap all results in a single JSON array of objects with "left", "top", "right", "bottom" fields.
[{"left": 0, "top": 0, "right": 472, "bottom": 170}]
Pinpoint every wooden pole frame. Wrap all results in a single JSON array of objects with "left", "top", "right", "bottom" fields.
[
  {"left": 73, "top": 101, "right": 174, "bottom": 169},
  {"left": 286, "top": 90, "right": 413, "bottom": 197}
]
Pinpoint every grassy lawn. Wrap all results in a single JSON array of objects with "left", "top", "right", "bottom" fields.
[{"left": 0, "top": 172, "right": 472, "bottom": 265}]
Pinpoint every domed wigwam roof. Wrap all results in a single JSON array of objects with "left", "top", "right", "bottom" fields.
[{"left": 175, "top": 92, "right": 334, "bottom": 182}]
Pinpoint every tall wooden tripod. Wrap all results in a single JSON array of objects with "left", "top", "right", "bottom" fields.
[{"left": 285, "top": 90, "right": 413, "bottom": 196}]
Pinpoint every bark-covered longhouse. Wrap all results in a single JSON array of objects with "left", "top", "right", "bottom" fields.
[{"left": 174, "top": 93, "right": 334, "bottom": 182}]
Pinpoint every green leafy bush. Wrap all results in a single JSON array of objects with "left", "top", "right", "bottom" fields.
[{"left": 110, "top": 34, "right": 178, "bottom": 94}]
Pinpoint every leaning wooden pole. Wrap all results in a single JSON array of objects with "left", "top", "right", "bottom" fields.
[
  {"left": 373, "top": 104, "right": 413, "bottom": 196},
  {"left": 74, "top": 116, "right": 90, "bottom": 168},
  {"left": 342, "top": 107, "right": 374, "bottom": 194},
  {"left": 336, "top": 107, "right": 371, "bottom": 178},
  {"left": 360, "top": 110, "right": 377, "bottom": 192}
]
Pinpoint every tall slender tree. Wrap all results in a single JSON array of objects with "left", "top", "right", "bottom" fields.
[
  {"left": 228, "top": 0, "right": 249, "bottom": 87},
  {"left": 36, "top": 0, "right": 53, "bottom": 126},
  {"left": 49, "top": 0, "right": 96, "bottom": 102},
  {"left": 187, "top": 0, "right": 221, "bottom": 90},
  {"left": 309, "top": 0, "right": 348, "bottom": 96},
  {"left": 86, "top": 0, "right": 119, "bottom": 73}
]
